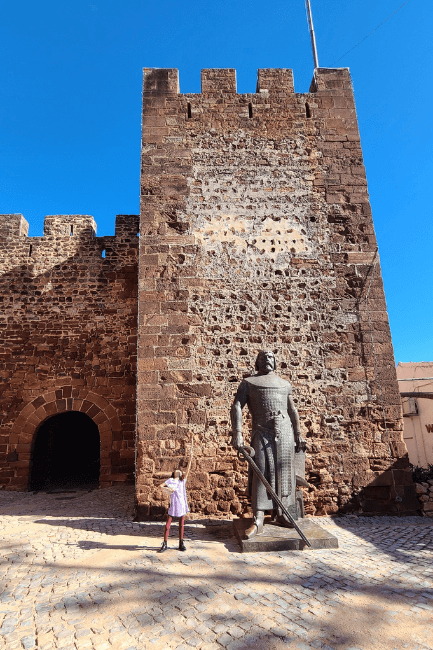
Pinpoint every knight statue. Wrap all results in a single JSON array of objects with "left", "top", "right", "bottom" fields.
[{"left": 230, "top": 350, "right": 307, "bottom": 539}]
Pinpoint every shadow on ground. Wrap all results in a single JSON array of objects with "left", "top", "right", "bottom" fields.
[{"left": 32, "top": 517, "right": 238, "bottom": 552}]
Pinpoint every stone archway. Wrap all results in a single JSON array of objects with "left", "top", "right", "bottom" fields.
[
  {"left": 10, "top": 387, "right": 122, "bottom": 490},
  {"left": 29, "top": 411, "right": 101, "bottom": 491}
]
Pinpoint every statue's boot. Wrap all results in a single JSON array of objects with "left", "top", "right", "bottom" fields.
[
  {"left": 245, "top": 511, "right": 264, "bottom": 539},
  {"left": 271, "top": 509, "right": 295, "bottom": 528},
  {"left": 279, "top": 512, "right": 295, "bottom": 528}
]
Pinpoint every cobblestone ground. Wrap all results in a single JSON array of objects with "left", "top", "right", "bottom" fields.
[{"left": 1, "top": 486, "right": 432, "bottom": 650}]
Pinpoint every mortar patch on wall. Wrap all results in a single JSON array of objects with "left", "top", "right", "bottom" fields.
[{"left": 184, "top": 134, "right": 320, "bottom": 276}]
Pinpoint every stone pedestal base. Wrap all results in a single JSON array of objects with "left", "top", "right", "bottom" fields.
[{"left": 233, "top": 517, "right": 338, "bottom": 552}]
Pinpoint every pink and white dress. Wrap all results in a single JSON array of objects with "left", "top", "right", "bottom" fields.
[{"left": 165, "top": 478, "right": 189, "bottom": 517}]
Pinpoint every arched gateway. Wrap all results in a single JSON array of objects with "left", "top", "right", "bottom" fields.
[{"left": 9, "top": 387, "right": 122, "bottom": 490}]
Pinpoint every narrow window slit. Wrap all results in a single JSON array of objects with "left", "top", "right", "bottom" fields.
[
  {"left": 29, "top": 244, "right": 33, "bottom": 257},
  {"left": 70, "top": 225, "right": 74, "bottom": 236},
  {"left": 187, "top": 103, "right": 192, "bottom": 119},
  {"left": 248, "top": 103, "right": 253, "bottom": 119},
  {"left": 305, "top": 102, "right": 311, "bottom": 118},
  {"left": 101, "top": 249, "right": 106, "bottom": 259}
]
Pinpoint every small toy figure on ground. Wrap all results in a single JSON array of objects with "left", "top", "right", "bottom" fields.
[{"left": 158, "top": 440, "right": 193, "bottom": 553}]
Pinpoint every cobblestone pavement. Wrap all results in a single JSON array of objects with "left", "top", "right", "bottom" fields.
[{"left": 1, "top": 486, "right": 432, "bottom": 650}]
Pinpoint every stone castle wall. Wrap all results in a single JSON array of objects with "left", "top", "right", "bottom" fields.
[
  {"left": 0, "top": 213, "right": 139, "bottom": 490},
  {"left": 136, "top": 67, "right": 418, "bottom": 518}
]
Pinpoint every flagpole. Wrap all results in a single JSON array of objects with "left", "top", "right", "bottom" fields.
[{"left": 305, "top": 0, "right": 319, "bottom": 69}]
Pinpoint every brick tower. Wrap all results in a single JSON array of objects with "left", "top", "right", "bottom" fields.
[{"left": 135, "top": 67, "right": 417, "bottom": 518}]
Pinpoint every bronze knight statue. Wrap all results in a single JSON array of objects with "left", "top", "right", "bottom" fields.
[{"left": 231, "top": 351, "right": 307, "bottom": 539}]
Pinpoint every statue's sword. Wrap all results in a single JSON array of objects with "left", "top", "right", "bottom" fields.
[{"left": 238, "top": 445, "right": 311, "bottom": 548}]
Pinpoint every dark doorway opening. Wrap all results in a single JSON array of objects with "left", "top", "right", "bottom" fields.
[{"left": 30, "top": 411, "right": 100, "bottom": 491}]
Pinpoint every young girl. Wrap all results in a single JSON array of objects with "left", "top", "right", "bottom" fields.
[{"left": 158, "top": 443, "right": 193, "bottom": 553}]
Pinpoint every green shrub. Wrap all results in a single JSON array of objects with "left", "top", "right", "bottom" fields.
[{"left": 411, "top": 463, "right": 433, "bottom": 483}]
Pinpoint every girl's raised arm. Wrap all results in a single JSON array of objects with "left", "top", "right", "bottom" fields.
[{"left": 184, "top": 437, "right": 194, "bottom": 481}]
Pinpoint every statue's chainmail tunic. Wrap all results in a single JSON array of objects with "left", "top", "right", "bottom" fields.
[{"left": 234, "top": 379, "right": 296, "bottom": 514}]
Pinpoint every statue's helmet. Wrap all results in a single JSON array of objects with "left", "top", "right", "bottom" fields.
[{"left": 255, "top": 350, "right": 277, "bottom": 372}]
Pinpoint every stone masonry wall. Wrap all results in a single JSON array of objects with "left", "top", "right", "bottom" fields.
[
  {"left": 415, "top": 480, "right": 433, "bottom": 517},
  {"left": 136, "top": 67, "right": 418, "bottom": 518},
  {"left": 0, "top": 213, "right": 139, "bottom": 490}
]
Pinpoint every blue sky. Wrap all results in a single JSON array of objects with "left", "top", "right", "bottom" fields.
[{"left": 0, "top": 0, "right": 431, "bottom": 363}]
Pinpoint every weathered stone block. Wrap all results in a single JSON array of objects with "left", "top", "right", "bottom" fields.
[{"left": 201, "top": 69, "right": 237, "bottom": 94}]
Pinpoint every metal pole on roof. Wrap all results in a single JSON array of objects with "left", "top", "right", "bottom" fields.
[{"left": 305, "top": 0, "right": 319, "bottom": 69}]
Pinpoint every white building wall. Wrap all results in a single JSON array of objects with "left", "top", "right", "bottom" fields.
[{"left": 397, "top": 362, "right": 433, "bottom": 468}]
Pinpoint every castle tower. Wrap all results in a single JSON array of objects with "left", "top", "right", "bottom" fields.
[{"left": 135, "top": 67, "right": 417, "bottom": 518}]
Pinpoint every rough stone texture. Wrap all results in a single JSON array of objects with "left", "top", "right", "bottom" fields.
[
  {"left": 0, "top": 213, "right": 139, "bottom": 490},
  {"left": 415, "top": 481, "right": 433, "bottom": 517},
  {"left": 136, "top": 67, "right": 415, "bottom": 519}
]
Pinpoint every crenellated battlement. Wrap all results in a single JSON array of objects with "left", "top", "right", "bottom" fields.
[
  {"left": 200, "top": 68, "right": 237, "bottom": 94},
  {"left": 0, "top": 213, "right": 139, "bottom": 276},
  {"left": 141, "top": 67, "right": 358, "bottom": 150},
  {"left": 0, "top": 214, "right": 29, "bottom": 238},
  {"left": 43, "top": 215, "right": 97, "bottom": 238},
  {"left": 142, "top": 66, "right": 352, "bottom": 97},
  {"left": 0, "top": 213, "right": 139, "bottom": 241},
  {"left": 256, "top": 68, "right": 294, "bottom": 93},
  {"left": 115, "top": 214, "right": 140, "bottom": 238}
]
